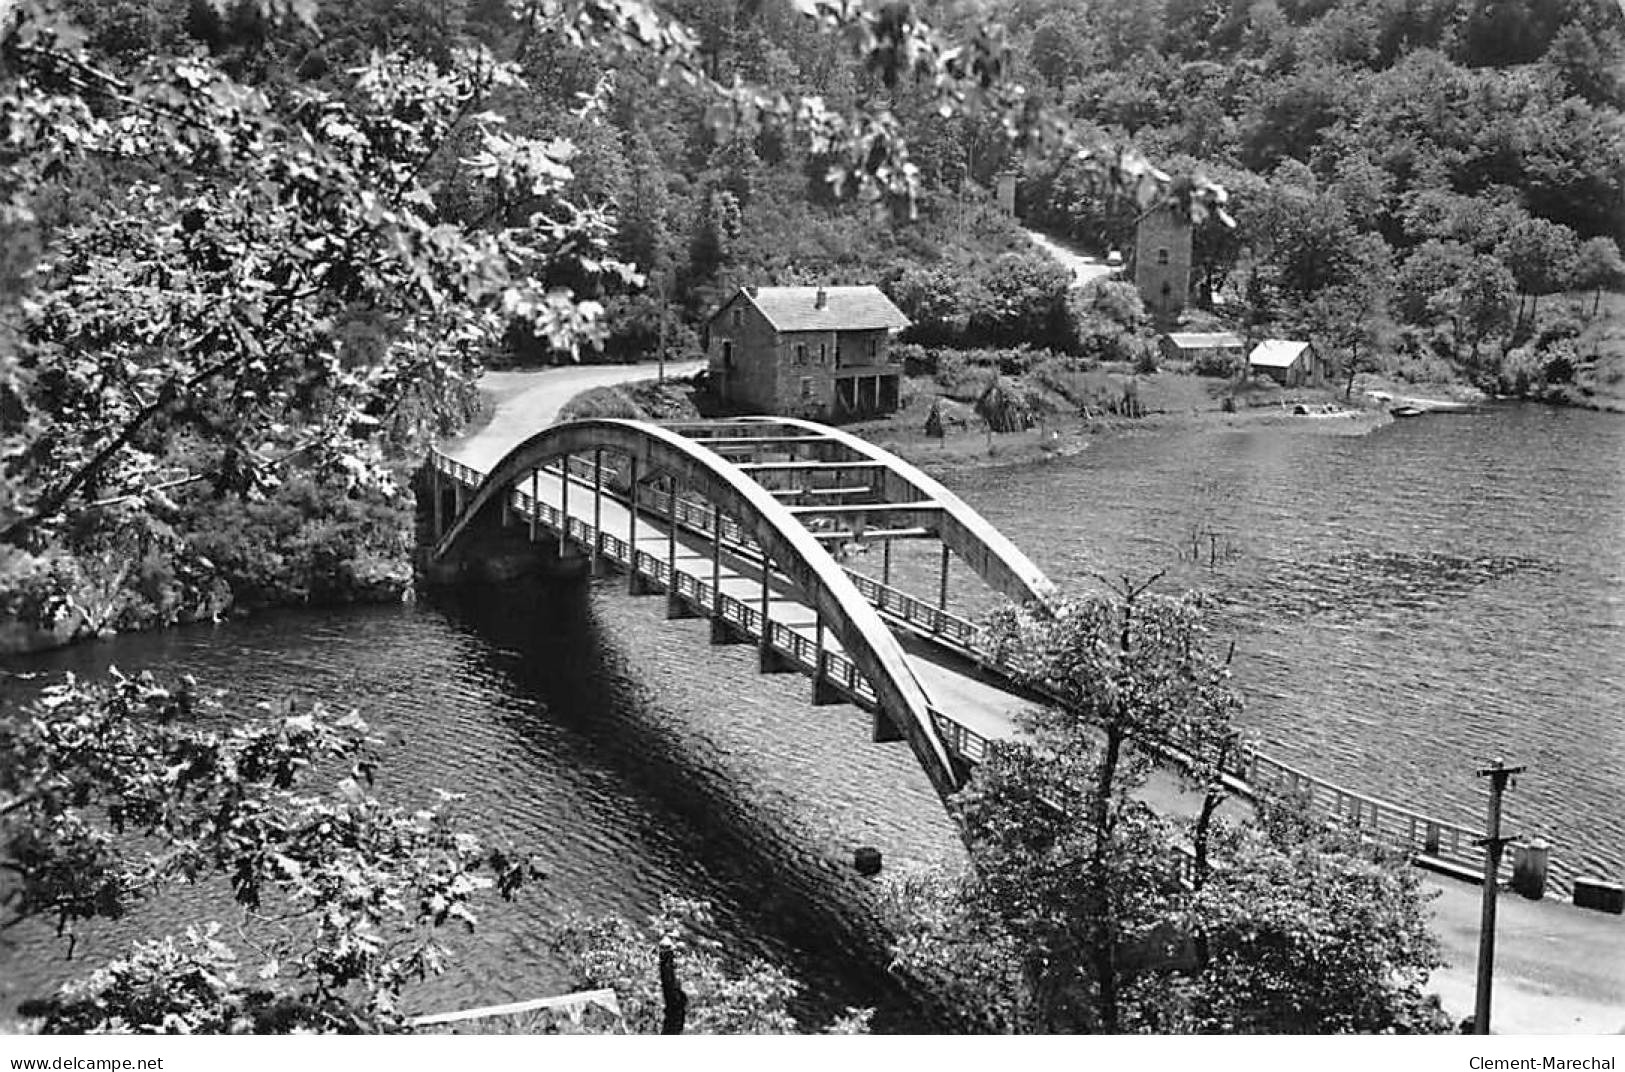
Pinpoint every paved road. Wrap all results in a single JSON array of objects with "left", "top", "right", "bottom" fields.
[
  {"left": 444, "top": 361, "right": 706, "bottom": 471},
  {"left": 1023, "top": 228, "right": 1120, "bottom": 288}
]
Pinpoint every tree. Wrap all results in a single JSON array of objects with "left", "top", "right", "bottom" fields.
[
  {"left": 972, "top": 584, "right": 1241, "bottom": 1031},
  {"left": 1299, "top": 275, "right": 1396, "bottom": 400},
  {"left": 1171, "top": 816, "right": 1450, "bottom": 1034},
  {"left": 1439, "top": 254, "right": 1517, "bottom": 374},
  {"left": 1, "top": 670, "right": 537, "bottom": 1032},
  {"left": 1497, "top": 217, "right": 1580, "bottom": 335},
  {"left": 2, "top": 14, "right": 632, "bottom": 546},
  {"left": 1574, "top": 236, "right": 1625, "bottom": 320},
  {"left": 889, "top": 586, "right": 1450, "bottom": 1035},
  {"left": 548, "top": 896, "right": 870, "bottom": 1034}
]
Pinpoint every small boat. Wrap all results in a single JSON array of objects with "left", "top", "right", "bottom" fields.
[{"left": 1390, "top": 405, "right": 1424, "bottom": 418}]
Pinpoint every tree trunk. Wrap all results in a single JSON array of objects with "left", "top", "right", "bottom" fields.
[
  {"left": 1091, "top": 726, "right": 1123, "bottom": 1034},
  {"left": 1191, "top": 786, "right": 1225, "bottom": 973},
  {"left": 1593, "top": 287, "right": 1603, "bottom": 320}
]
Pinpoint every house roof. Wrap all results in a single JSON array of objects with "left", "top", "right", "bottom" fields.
[
  {"left": 718, "top": 286, "right": 911, "bottom": 333},
  {"left": 1164, "top": 331, "right": 1244, "bottom": 350},
  {"left": 1249, "top": 339, "right": 1312, "bottom": 368}
]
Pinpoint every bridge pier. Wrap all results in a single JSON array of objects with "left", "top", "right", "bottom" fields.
[
  {"left": 872, "top": 710, "right": 906, "bottom": 743},
  {"left": 667, "top": 590, "right": 701, "bottom": 619},
  {"left": 710, "top": 616, "right": 750, "bottom": 645},
  {"left": 432, "top": 468, "right": 444, "bottom": 539},
  {"left": 759, "top": 643, "right": 798, "bottom": 674},
  {"left": 811, "top": 622, "right": 842, "bottom": 704}
]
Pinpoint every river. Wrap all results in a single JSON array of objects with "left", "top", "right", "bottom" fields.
[{"left": 2, "top": 402, "right": 1621, "bottom": 1029}]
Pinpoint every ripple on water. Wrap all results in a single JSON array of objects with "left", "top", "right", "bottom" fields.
[{"left": 1, "top": 586, "right": 965, "bottom": 1029}]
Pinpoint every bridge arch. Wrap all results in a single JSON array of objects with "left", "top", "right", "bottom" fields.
[
  {"left": 430, "top": 418, "right": 964, "bottom": 799},
  {"left": 743, "top": 417, "right": 1059, "bottom": 611}
]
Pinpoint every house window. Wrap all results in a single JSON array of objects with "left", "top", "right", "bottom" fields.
[
  {"left": 795, "top": 343, "right": 808, "bottom": 366},
  {"left": 722, "top": 340, "right": 733, "bottom": 368},
  {"left": 867, "top": 337, "right": 878, "bottom": 360},
  {"left": 1156, "top": 247, "right": 1170, "bottom": 266},
  {"left": 731, "top": 308, "right": 743, "bottom": 327},
  {"left": 818, "top": 343, "right": 827, "bottom": 365},
  {"left": 800, "top": 377, "right": 814, "bottom": 401}
]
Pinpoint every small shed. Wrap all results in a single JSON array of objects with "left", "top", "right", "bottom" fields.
[
  {"left": 1248, "top": 339, "right": 1326, "bottom": 388},
  {"left": 1160, "top": 331, "right": 1244, "bottom": 374}
]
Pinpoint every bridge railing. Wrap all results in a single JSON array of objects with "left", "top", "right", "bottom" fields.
[
  {"left": 843, "top": 571, "right": 980, "bottom": 652},
  {"left": 1238, "top": 747, "right": 1514, "bottom": 884},
  {"left": 430, "top": 451, "right": 484, "bottom": 489}
]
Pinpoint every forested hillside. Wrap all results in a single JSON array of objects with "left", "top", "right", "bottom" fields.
[
  {"left": 1012, "top": 0, "right": 1625, "bottom": 396},
  {"left": 3, "top": 0, "right": 1622, "bottom": 647}
]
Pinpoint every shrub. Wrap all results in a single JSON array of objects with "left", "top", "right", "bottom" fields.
[{"left": 934, "top": 351, "right": 995, "bottom": 401}]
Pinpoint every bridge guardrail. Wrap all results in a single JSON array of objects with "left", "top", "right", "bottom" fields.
[{"left": 429, "top": 447, "right": 1544, "bottom": 892}]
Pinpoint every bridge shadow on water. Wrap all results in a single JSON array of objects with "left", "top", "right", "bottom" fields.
[{"left": 427, "top": 572, "right": 961, "bottom": 1033}]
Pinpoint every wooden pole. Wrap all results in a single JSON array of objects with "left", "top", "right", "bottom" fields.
[
  {"left": 938, "top": 543, "right": 951, "bottom": 609},
  {"left": 882, "top": 539, "right": 892, "bottom": 586},
  {"left": 1474, "top": 758, "right": 1524, "bottom": 1035}
]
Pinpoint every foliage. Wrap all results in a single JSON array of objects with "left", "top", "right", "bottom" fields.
[
  {"left": 887, "top": 585, "right": 1448, "bottom": 1034},
  {"left": 548, "top": 896, "right": 870, "bottom": 1034},
  {"left": 1172, "top": 821, "right": 1450, "bottom": 1034},
  {"left": 2, "top": 670, "right": 538, "bottom": 1032}
]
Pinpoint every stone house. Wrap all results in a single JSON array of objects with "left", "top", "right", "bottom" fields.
[
  {"left": 706, "top": 285, "right": 911, "bottom": 418},
  {"left": 1133, "top": 202, "right": 1193, "bottom": 322},
  {"left": 1248, "top": 339, "right": 1328, "bottom": 388}
]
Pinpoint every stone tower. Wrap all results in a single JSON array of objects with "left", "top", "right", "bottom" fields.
[{"left": 1134, "top": 202, "right": 1192, "bottom": 322}]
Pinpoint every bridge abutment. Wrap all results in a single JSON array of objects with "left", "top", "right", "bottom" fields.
[{"left": 416, "top": 465, "right": 587, "bottom": 588}]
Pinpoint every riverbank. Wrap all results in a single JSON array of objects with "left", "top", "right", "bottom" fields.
[{"left": 849, "top": 369, "right": 1393, "bottom": 476}]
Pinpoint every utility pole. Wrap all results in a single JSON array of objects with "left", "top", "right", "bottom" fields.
[{"left": 1473, "top": 757, "right": 1525, "bottom": 1035}]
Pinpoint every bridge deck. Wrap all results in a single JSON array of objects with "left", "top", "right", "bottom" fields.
[{"left": 518, "top": 464, "right": 1031, "bottom": 752}]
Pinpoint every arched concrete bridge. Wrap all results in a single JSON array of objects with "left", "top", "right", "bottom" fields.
[
  {"left": 422, "top": 416, "right": 1535, "bottom": 891},
  {"left": 426, "top": 416, "right": 1056, "bottom": 800}
]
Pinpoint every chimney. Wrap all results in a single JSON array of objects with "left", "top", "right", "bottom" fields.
[{"left": 815, "top": 287, "right": 828, "bottom": 309}]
